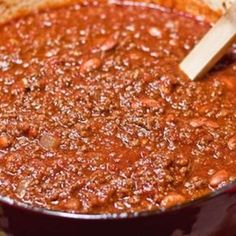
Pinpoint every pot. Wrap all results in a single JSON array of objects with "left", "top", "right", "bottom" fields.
[
  {"left": 0, "top": 182, "right": 236, "bottom": 235},
  {"left": 0, "top": 1, "right": 236, "bottom": 235}
]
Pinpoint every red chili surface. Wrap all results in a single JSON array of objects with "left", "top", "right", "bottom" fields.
[{"left": 0, "top": 1, "right": 235, "bottom": 214}]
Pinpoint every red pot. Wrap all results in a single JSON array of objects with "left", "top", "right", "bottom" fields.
[
  {"left": 0, "top": 1, "right": 235, "bottom": 236},
  {"left": 0, "top": 182, "right": 236, "bottom": 236}
]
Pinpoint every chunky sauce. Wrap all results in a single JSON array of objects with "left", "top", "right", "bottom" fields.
[{"left": 0, "top": 1, "right": 236, "bottom": 214}]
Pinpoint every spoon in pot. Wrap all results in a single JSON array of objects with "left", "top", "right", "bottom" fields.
[{"left": 180, "top": 2, "right": 236, "bottom": 81}]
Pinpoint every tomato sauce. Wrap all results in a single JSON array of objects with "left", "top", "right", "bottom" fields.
[{"left": 0, "top": 1, "right": 235, "bottom": 214}]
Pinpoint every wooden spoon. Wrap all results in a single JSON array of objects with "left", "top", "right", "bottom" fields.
[{"left": 180, "top": 2, "right": 236, "bottom": 81}]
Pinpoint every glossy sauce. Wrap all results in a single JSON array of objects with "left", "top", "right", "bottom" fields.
[{"left": 0, "top": 1, "right": 235, "bottom": 214}]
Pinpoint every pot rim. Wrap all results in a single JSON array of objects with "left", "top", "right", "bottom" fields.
[
  {"left": 0, "top": 180, "right": 235, "bottom": 220},
  {"left": 0, "top": 0, "right": 232, "bottom": 223}
]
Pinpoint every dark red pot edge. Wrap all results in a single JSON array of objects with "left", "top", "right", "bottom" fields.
[{"left": 0, "top": 180, "right": 236, "bottom": 221}]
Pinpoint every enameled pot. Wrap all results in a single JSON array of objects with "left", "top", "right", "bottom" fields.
[
  {"left": 0, "top": 0, "right": 235, "bottom": 235},
  {"left": 0, "top": 182, "right": 236, "bottom": 236}
]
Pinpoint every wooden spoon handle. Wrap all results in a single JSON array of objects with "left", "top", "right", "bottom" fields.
[{"left": 180, "top": 2, "right": 236, "bottom": 81}]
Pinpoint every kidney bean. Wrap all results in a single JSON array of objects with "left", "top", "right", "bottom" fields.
[
  {"left": 139, "top": 97, "right": 160, "bottom": 108},
  {"left": 100, "top": 32, "right": 119, "bottom": 52},
  {"left": 80, "top": 57, "right": 102, "bottom": 75},
  {"left": 148, "top": 26, "right": 162, "bottom": 38},
  {"left": 160, "top": 193, "right": 185, "bottom": 209},
  {"left": 63, "top": 198, "right": 81, "bottom": 210},
  {"left": 0, "top": 135, "right": 11, "bottom": 149},
  {"left": 204, "top": 120, "right": 219, "bottom": 129},
  {"left": 209, "top": 170, "right": 229, "bottom": 188},
  {"left": 189, "top": 118, "right": 205, "bottom": 128},
  {"left": 16, "top": 179, "right": 31, "bottom": 198},
  {"left": 39, "top": 133, "right": 60, "bottom": 150},
  {"left": 228, "top": 135, "right": 236, "bottom": 151},
  {"left": 190, "top": 118, "right": 219, "bottom": 129}
]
